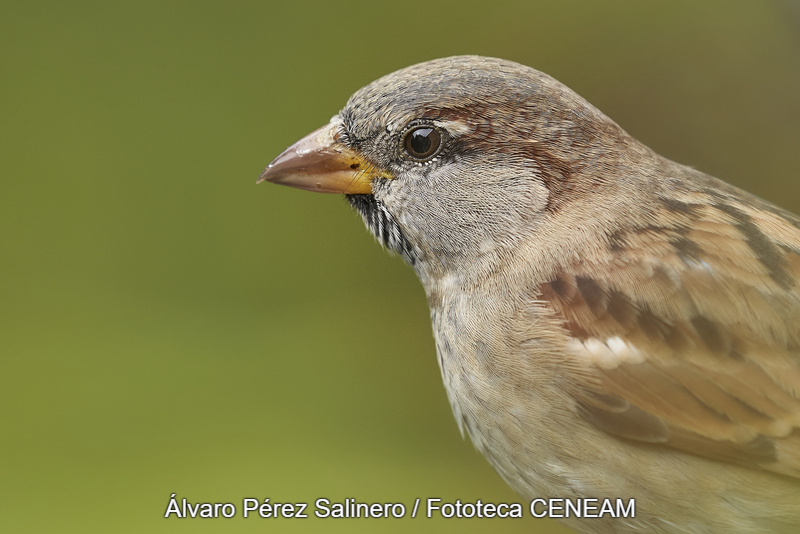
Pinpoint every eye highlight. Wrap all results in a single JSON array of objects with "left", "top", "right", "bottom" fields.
[{"left": 403, "top": 127, "right": 441, "bottom": 160}]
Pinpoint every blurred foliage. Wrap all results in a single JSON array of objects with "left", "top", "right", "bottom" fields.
[{"left": 1, "top": 1, "right": 799, "bottom": 532}]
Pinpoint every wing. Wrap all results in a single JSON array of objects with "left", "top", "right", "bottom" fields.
[{"left": 540, "top": 183, "right": 800, "bottom": 478}]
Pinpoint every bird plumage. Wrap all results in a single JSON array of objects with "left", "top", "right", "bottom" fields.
[{"left": 262, "top": 56, "right": 800, "bottom": 532}]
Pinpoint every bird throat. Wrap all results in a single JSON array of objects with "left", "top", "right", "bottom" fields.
[{"left": 346, "top": 194, "right": 418, "bottom": 266}]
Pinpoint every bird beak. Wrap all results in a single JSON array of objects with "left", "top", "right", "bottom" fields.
[{"left": 258, "top": 120, "right": 390, "bottom": 194}]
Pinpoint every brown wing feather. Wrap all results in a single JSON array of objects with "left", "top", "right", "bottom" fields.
[{"left": 541, "top": 189, "right": 800, "bottom": 478}]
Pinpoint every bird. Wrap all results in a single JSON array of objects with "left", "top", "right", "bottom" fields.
[{"left": 259, "top": 56, "right": 800, "bottom": 533}]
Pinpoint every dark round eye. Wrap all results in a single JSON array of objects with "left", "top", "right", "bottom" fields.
[{"left": 403, "top": 127, "right": 441, "bottom": 160}]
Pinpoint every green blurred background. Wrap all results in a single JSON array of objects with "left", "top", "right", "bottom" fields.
[{"left": 2, "top": 1, "right": 799, "bottom": 532}]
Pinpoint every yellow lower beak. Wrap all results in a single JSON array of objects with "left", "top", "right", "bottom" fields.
[{"left": 258, "top": 121, "right": 390, "bottom": 194}]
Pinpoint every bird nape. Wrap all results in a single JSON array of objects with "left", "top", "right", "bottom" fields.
[{"left": 259, "top": 56, "right": 800, "bottom": 534}]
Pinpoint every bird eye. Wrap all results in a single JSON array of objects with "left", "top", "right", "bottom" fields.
[{"left": 403, "top": 127, "right": 441, "bottom": 160}]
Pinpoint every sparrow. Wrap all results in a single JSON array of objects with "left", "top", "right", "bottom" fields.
[{"left": 259, "top": 56, "right": 800, "bottom": 533}]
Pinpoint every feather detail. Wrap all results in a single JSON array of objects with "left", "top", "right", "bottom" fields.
[{"left": 540, "top": 188, "right": 800, "bottom": 478}]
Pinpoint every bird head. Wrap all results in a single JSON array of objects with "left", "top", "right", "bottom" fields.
[{"left": 261, "top": 56, "right": 648, "bottom": 284}]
